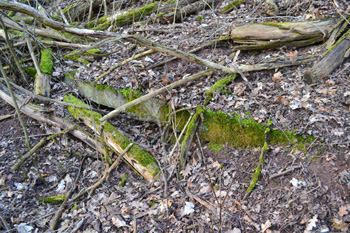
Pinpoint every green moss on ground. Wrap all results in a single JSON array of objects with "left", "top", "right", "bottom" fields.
[
  {"left": 63, "top": 50, "right": 89, "bottom": 65},
  {"left": 8, "top": 11, "right": 16, "bottom": 17},
  {"left": 40, "top": 48, "right": 53, "bottom": 75},
  {"left": 199, "top": 109, "right": 313, "bottom": 149},
  {"left": 37, "top": 195, "right": 66, "bottom": 204},
  {"left": 263, "top": 22, "right": 289, "bottom": 28},
  {"left": 204, "top": 74, "right": 237, "bottom": 105},
  {"left": 86, "top": 81, "right": 115, "bottom": 93},
  {"left": 208, "top": 143, "right": 223, "bottom": 153},
  {"left": 25, "top": 67, "right": 37, "bottom": 78},
  {"left": 87, "top": 49, "right": 101, "bottom": 54},
  {"left": 120, "top": 174, "right": 128, "bottom": 187},
  {"left": 63, "top": 94, "right": 160, "bottom": 178},
  {"left": 61, "top": 32, "right": 82, "bottom": 43},
  {"left": 64, "top": 71, "right": 78, "bottom": 80}
]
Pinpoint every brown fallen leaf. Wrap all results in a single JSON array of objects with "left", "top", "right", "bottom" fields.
[
  {"left": 287, "top": 50, "right": 298, "bottom": 61},
  {"left": 275, "top": 96, "right": 290, "bottom": 105},
  {"left": 272, "top": 71, "right": 283, "bottom": 82},
  {"left": 332, "top": 218, "right": 349, "bottom": 231},
  {"left": 339, "top": 206, "right": 349, "bottom": 217}
]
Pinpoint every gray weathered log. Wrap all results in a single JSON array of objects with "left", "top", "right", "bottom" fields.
[{"left": 304, "top": 32, "right": 350, "bottom": 84}]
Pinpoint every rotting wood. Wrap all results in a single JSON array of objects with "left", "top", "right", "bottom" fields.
[
  {"left": 0, "top": 78, "right": 109, "bottom": 114},
  {"left": 178, "top": 107, "right": 203, "bottom": 177},
  {"left": 1, "top": 17, "right": 73, "bottom": 43},
  {"left": 304, "top": 30, "right": 350, "bottom": 84},
  {"left": 64, "top": 94, "right": 160, "bottom": 180},
  {"left": 231, "top": 18, "right": 339, "bottom": 51},
  {"left": 220, "top": 0, "right": 246, "bottom": 14},
  {"left": 0, "top": 83, "right": 158, "bottom": 179},
  {"left": 324, "top": 18, "right": 349, "bottom": 49},
  {"left": 22, "top": 20, "right": 51, "bottom": 97},
  {"left": 99, "top": 69, "right": 214, "bottom": 122},
  {"left": 87, "top": 2, "right": 158, "bottom": 30},
  {"left": 0, "top": 0, "right": 119, "bottom": 38},
  {"left": 159, "top": 0, "right": 215, "bottom": 24}
]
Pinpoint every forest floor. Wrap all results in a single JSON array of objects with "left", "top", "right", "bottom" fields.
[{"left": 1, "top": 0, "right": 350, "bottom": 232}]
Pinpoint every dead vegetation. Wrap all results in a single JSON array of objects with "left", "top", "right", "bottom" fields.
[{"left": 0, "top": 0, "right": 350, "bottom": 232}]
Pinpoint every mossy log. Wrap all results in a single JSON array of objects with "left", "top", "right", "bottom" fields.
[
  {"left": 220, "top": 0, "right": 245, "bottom": 14},
  {"left": 159, "top": 0, "right": 216, "bottom": 24},
  {"left": 34, "top": 48, "right": 52, "bottom": 96},
  {"left": 179, "top": 106, "right": 204, "bottom": 174},
  {"left": 62, "top": 74, "right": 313, "bottom": 150},
  {"left": 63, "top": 94, "right": 160, "bottom": 180},
  {"left": 87, "top": 0, "right": 204, "bottom": 30},
  {"left": 230, "top": 18, "right": 339, "bottom": 51},
  {"left": 63, "top": 0, "right": 113, "bottom": 21},
  {"left": 87, "top": 2, "right": 158, "bottom": 30},
  {"left": 63, "top": 76, "right": 167, "bottom": 121},
  {"left": 304, "top": 30, "right": 350, "bottom": 84}
]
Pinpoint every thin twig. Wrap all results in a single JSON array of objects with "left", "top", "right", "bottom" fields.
[
  {"left": 100, "top": 69, "right": 213, "bottom": 122},
  {"left": 50, "top": 155, "right": 86, "bottom": 230},
  {"left": 269, "top": 165, "right": 302, "bottom": 179},
  {"left": 0, "top": 16, "right": 28, "bottom": 84},
  {"left": 70, "top": 143, "right": 133, "bottom": 202},
  {"left": 0, "top": 61, "right": 31, "bottom": 150},
  {"left": 96, "top": 49, "right": 156, "bottom": 81},
  {"left": 11, "top": 126, "right": 76, "bottom": 172}
]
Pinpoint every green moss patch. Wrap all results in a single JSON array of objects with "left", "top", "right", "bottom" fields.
[
  {"left": 25, "top": 67, "right": 37, "bottom": 78},
  {"left": 205, "top": 74, "right": 237, "bottom": 104},
  {"left": 63, "top": 50, "right": 89, "bottom": 65},
  {"left": 37, "top": 195, "right": 66, "bottom": 204},
  {"left": 221, "top": 0, "right": 246, "bottom": 13},
  {"left": 208, "top": 143, "right": 224, "bottom": 153},
  {"left": 199, "top": 109, "right": 313, "bottom": 149},
  {"left": 120, "top": 174, "right": 128, "bottom": 187},
  {"left": 40, "top": 48, "right": 53, "bottom": 75},
  {"left": 64, "top": 71, "right": 78, "bottom": 81}
]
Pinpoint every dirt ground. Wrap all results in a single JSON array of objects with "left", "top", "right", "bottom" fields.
[{"left": 1, "top": 0, "right": 350, "bottom": 232}]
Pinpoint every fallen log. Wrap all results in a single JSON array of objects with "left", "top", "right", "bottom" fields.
[
  {"left": 230, "top": 18, "right": 339, "bottom": 51},
  {"left": 159, "top": 0, "right": 216, "bottom": 24},
  {"left": 0, "top": 82, "right": 104, "bottom": 154},
  {"left": 63, "top": 94, "right": 160, "bottom": 180},
  {"left": 0, "top": 83, "right": 159, "bottom": 180},
  {"left": 304, "top": 29, "right": 350, "bottom": 84}
]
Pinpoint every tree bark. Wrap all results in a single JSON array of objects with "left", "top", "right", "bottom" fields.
[
  {"left": 304, "top": 31, "right": 350, "bottom": 84},
  {"left": 231, "top": 18, "right": 339, "bottom": 50}
]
